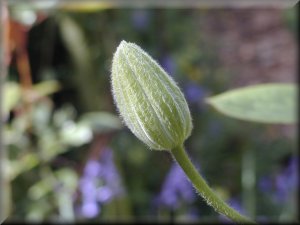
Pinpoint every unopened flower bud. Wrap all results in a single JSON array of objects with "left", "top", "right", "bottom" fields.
[{"left": 111, "top": 41, "right": 192, "bottom": 150}]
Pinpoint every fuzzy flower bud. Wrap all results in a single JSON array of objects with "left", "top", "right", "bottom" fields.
[{"left": 111, "top": 41, "right": 192, "bottom": 150}]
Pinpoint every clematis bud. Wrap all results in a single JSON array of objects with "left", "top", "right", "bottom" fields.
[{"left": 111, "top": 41, "right": 192, "bottom": 150}]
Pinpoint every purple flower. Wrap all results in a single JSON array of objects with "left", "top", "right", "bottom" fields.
[
  {"left": 79, "top": 177, "right": 98, "bottom": 201},
  {"left": 83, "top": 160, "right": 101, "bottom": 177},
  {"left": 258, "top": 156, "right": 298, "bottom": 203},
  {"left": 131, "top": 9, "right": 150, "bottom": 30},
  {"left": 159, "top": 55, "right": 177, "bottom": 76},
  {"left": 81, "top": 201, "right": 100, "bottom": 218},
  {"left": 227, "top": 198, "right": 246, "bottom": 214},
  {"left": 97, "top": 187, "right": 113, "bottom": 202},
  {"left": 258, "top": 176, "right": 273, "bottom": 193},
  {"left": 274, "top": 156, "right": 298, "bottom": 202},
  {"left": 155, "top": 163, "right": 196, "bottom": 209},
  {"left": 186, "top": 207, "right": 201, "bottom": 220},
  {"left": 219, "top": 197, "right": 246, "bottom": 222},
  {"left": 97, "top": 149, "right": 124, "bottom": 197},
  {"left": 183, "top": 83, "right": 206, "bottom": 104},
  {"left": 78, "top": 148, "right": 125, "bottom": 218}
]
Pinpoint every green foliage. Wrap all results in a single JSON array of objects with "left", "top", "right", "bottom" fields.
[
  {"left": 206, "top": 83, "right": 297, "bottom": 124},
  {"left": 3, "top": 82, "right": 20, "bottom": 116},
  {"left": 79, "top": 112, "right": 123, "bottom": 133},
  {"left": 3, "top": 80, "right": 60, "bottom": 117}
]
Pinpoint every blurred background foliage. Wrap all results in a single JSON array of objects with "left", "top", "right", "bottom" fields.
[{"left": 2, "top": 1, "right": 298, "bottom": 223}]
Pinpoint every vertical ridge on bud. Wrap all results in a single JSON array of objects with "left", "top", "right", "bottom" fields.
[
  {"left": 119, "top": 45, "right": 178, "bottom": 145},
  {"left": 128, "top": 43, "right": 192, "bottom": 139},
  {"left": 111, "top": 40, "right": 192, "bottom": 150}
]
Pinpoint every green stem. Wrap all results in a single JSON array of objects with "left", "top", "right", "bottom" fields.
[{"left": 171, "top": 145, "right": 256, "bottom": 224}]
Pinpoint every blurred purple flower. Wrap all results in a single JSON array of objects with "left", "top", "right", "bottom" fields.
[
  {"left": 183, "top": 82, "right": 206, "bottom": 104},
  {"left": 274, "top": 156, "right": 298, "bottom": 202},
  {"left": 258, "top": 176, "right": 273, "bottom": 193},
  {"left": 83, "top": 160, "right": 101, "bottom": 177},
  {"left": 160, "top": 55, "right": 177, "bottom": 76},
  {"left": 79, "top": 177, "right": 98, "bottom": 201},
  {"left": 155, "top": 163, "right": 196, "bottom": 209},
  {"left": 81, "top": 201, "right": 100, "bottom": 218},
  {"left": 258, "top": 156, "right": 298, "bottom": 203},
  {"left": 78, "top": 148, "right": 125, "bottom": 218},
  {"left": 219, "top": 197, "right": 246, "bottom": 223},
  {"left": 97, "top": 187, "right": 113, "bottom": 202},
  {"left": 186, "top": 207, "right": 201, "bottom": 220},
  {"left": 131, "top": 9, "right": 150, "bottom": 30},
  {"left": 227, "top": 198, "right": 246, "bottom": 214}
]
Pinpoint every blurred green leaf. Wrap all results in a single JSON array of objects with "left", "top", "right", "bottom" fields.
[
  {"left": 53, "top": 104, "right": 77, "bottom": 127},
  {"left": 28, "top": 176, "right": 53, "bottom": 200},
  {"left": 4, "top": 82, "right": 21, "bottom": 116},
  {"left": 60, "top": 121, "right": 92, "bottom": 146},
  {"left": 32, "top": 80, "right": 61, "bottom": 97},
  {"left": 26, "top": 198, "right": 52, "bottom": 222},
  {"left": 206, "top": 83, "right": 297, "bottom": 124},
  {"left": 31, "top": 101, "right": 53, "bottom": 132},
  {"left": 55, "top": 168, "right": 78, "bottom": 191},
  {"left": 58, "top": 15, "right": 102, "bottom": 111},
  {"left": 3, "top": 80, "right": 59, "bottom": 118},
  {"left": 55, "top": 169, "right": 78, "bottom": 221},
  {"left": 79, "top": 112, "right": 123, "bottom": 133},
  {"left": 59, "top": 2, "right": 113, "bottom": 12},
  {"left": 9, "top": 153, "right": 39, "bottom": 180}
]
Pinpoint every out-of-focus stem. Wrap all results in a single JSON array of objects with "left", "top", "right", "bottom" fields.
[
  {"left": 0, "top": 0, "right": 10, "bottom": 222},
  {"left": 242, "top": 147, "right": 256, "bottom": 219}
]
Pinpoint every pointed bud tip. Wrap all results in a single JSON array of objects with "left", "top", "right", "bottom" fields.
[
  {"left": 119, "top": 40, "right": 129, "bottom": 49},
  {"left": 115, "top": 40, "right": 129, "bottom": 57}
]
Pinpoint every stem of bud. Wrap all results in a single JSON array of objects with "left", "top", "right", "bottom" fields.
[{"left": 171, "top": 145, "right": 256, "bottom": 224}]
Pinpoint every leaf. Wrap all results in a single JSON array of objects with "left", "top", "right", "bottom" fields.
[
  {"left": 206, "top": 83, "right": 297, "bottom": 124},
  {"left": 60, "top": 121, "right": 92, "bottom": 146},
  {"left": 3, "top": 82, "right": 21, "bottom": 115},
  {"left": 3, "top": 80, "right": 60, "bottom": 118},
  {"left": 32, "top": 80, "right": 61, "bottom": 97},
  {"left": 9, "top": 153, "right": 39, "bottom": 180},
  {"left": 59, "top": 2, "right": 113, "bottom": 12},
  {"left": 79, "top": 112, "right": 123, "bottom": 133}
]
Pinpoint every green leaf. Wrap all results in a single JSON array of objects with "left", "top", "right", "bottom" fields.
[
  {"left": 32, "top": 80, "right": 61, "bottom": 97},
  {"left": 3, "top": 82, "right": 21, "bottom": 115},
  {"left": 9, "top": 153, "right": 39, "bottom": 180},
  {"left": 206, "top": 83, "right": 297, "bottom": 124},
  {"left": 79, "top": 112, "right": 123, "bottom": 133}
]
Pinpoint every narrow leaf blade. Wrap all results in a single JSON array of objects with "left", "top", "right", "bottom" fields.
[{"left": 206, "top": 83, "right": 297, "bottom": 124}]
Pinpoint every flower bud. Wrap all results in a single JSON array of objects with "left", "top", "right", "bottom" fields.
[{"left": 111, "top": 41, "right": 192, "bottom": 150}]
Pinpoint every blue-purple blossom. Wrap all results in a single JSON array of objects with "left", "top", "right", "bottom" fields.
[
  {"left": 186, "top": 207, "right": 201, "bottom": 221},
  {"left": 159, "top": 55, "right": 177, "bottom": 76},
  {"left": 274, "top": 156, "right": 298, "bottom": 202},
  {"left": 258, "top": 156, "right": 298, "bottom": 203},
  {"left": 219, "top": 197, "right": 246, "bottom": 223},
  {"left": 258, "top": 175, "right": 273, "bottom": 193},
  {"left": 227, "top": 198, "right": 246, "bottom": 214},
  {"left": 78, "top": 148, "right": 125, "bottom": 218},
  {"left": 183, "top": 82, "right": 207, "bottom": 104},
  {"left": 81, "top": 201, "right": 99, "bottom": 218},
  {"left": 155, "top": 162, "right": 196, "bottom": 209},
  {"left": 131, "top": 9, "right": 150, "bottom": 30}
]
